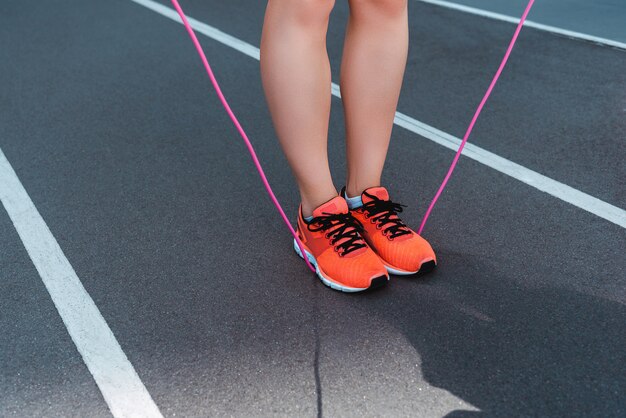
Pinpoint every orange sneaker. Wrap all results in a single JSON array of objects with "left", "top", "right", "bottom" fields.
[
  {"left": 344, "top": 187, "right": 437, "bottom": 276},
  {"left": 294, "top": 196, "right": 389, "bottom": 292}
]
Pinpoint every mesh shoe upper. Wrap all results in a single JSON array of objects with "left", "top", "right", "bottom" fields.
[
  {"left": 297, "top": 196, "right": 388, "bottom": 288},
  {"left": 349, "top": 187, "right": 436, "bottom": 272}
]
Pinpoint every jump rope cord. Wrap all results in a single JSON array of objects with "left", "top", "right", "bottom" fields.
[
  {"left": 169, "top": 0, "right": 316, "bottom": 272},
  {"left": 417, "top": 0, "right": 535, "bottom": 234},
  {"left": 169, "top": 0, "right": 534, "bottom": 271}
]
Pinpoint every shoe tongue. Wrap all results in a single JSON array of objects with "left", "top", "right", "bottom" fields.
[
  {"left": 361, "top": 187, "right": 390, "bottom": 204},
  {"left": 312, "top": 196, "right": 349, "bottom": 218}
]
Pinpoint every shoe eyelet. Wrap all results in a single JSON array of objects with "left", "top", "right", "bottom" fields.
[
  {"left": 376, "top": 223, "right": 382, "bottom": 230},
  {"left": 364, "top": 214, "right": 369, "bottom": 219}
]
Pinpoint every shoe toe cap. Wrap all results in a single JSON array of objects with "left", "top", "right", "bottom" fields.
[
  {"left": 317, "top": 250, "right": 388, "bottom": 289},
  {"left": 382, "top": 234, "right": 437, "bottom": 272}
]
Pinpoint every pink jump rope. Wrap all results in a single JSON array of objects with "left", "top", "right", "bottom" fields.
[{"left": 170, "top": 0, "right": 536, "bottom": 274}]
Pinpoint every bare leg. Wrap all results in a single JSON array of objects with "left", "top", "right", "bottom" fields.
[
  {"left": 341, "top": 0, "right": 409, "bottom": 197},
  {"left": 260, "top": 0, "right": 338, "bottom": 217}
]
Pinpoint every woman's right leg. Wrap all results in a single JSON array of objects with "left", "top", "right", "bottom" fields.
[{"left": 260, "top": 0, "right": 337, "bottom": 217}]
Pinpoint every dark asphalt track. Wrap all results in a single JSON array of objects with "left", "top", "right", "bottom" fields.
[
  {"left": 440, "top": 0, "right": 626, "bottom": 43},
  {"left": 1, "top": 0, "right": 625, "bottom": 416}
]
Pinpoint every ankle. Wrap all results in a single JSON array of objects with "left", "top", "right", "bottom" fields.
[
  {"left": 343, "top": 191, "right": 363, "bottom": 210},
  {"left": 345, "top": 186, "right": 361, "bottom": 199},
  {"left": 301, "top": 190, "right": 339, "bottom": 218},
  {"left": 346, "top": 182, "right": 379, "bottom": 198}
]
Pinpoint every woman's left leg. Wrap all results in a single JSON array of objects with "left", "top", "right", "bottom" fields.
[
  {"left": 340, "top": 1, "right": 437, "bottom": 276},
  {"left": 340, "top": 0, "right": 409, "bottom": 198}
]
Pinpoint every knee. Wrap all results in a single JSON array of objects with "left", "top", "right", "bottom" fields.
[
  {"left": 350, "top": 0, "right": 407, "bottom": 19},
  {"left": 287, "top": 0, "right": 336, "bottom": 27}
]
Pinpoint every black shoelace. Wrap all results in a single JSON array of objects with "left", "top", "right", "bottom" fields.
[
  {"left": 360, "top": 191, "right": 412, "bottom": 240},
  {"left": 307, "top": 212, "right": 367, "bottom": 256}
]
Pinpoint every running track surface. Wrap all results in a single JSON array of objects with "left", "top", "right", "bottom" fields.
[
  {"left": 426, "top": 0, "right": 626, "bottom": 44},
  {"left": 1, "top": 0, "right": 625, "bottom": 416}
]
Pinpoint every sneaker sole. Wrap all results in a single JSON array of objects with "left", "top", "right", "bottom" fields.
[
  {"left": 293, "top": 239, "right": 388, "bottom": 293},
  {"left": 384, "top": 259, "right": 437, "bottom": 276}
]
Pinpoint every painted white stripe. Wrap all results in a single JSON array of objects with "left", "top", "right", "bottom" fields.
[
  {"left": 128, "top": 0, "right": 626, "bottom": 229},
  {"left": 130, "top": 0, "right": 260, "bottom": 60},
  {"left": 392, "top": 114, "right": 626, "bottom": 228},
  {"left": 0, "top": 148, "right": 162, "bottom": 418},
  {"left": 414, "top": 0, "right": 626, "bottom": 50}
]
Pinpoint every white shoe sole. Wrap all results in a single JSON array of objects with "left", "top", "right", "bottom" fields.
[
  {"left": 293, "top": 239, "right": 387, "bottom": 293},
  {"left": 383, "top": 259, "right": 437, "bottom": 276}
]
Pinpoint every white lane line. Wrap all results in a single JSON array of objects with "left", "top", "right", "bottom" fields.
[
  {"left": 392, "top": 115, "right": 626, "bottom": 228},
  {"left": 0, "top": 148, "right": 162, "bottom": 418},
  {"left": 414, "top": 0, "right": 626, "bottom": 50},
  {"left": 130, "top": 0, "right": 259, "bottom": 60},
  {"left": 128, "top": 0, "right": 626, "bottom": 229}
]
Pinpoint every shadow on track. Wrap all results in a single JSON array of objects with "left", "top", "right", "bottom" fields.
[{"left": 349, "top": 249, "right": 626, "bottom": 417}]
